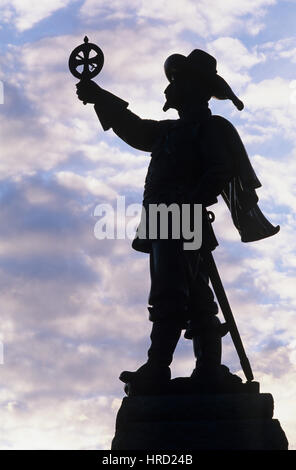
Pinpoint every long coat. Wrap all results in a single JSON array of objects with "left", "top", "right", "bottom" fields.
[{"left": 93, "top": 88, "right": 279, "bottom": 252}]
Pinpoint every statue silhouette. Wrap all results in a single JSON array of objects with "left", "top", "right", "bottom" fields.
[{"left": 73, "top": 45, "right": 279, "bottom": 395}]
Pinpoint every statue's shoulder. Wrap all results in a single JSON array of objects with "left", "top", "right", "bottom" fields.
[
  {"left": 203, "top": 114, "right": 237, "bottom": 134},
  {"left": 154, "top": 118, "right": 178, "bottom": 135},
  {"left": 202, "top": 114, "right": 243, "bottom": 149}
]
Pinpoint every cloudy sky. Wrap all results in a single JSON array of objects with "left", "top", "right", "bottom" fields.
[{"left": 0, "top": 0, "right": 296, "bottom": 450}]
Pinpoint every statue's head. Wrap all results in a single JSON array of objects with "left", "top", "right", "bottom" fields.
[{"left": 163, "top": 49, "right": 244, "bottom": 113}]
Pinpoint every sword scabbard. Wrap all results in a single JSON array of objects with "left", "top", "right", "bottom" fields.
[{"left": 203, "top": 250, "right": 254, "bottom": 382}]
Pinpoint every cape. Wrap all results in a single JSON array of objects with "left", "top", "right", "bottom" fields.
[{"left": 215, "top": 116, "right": 280, "bottom": 243}]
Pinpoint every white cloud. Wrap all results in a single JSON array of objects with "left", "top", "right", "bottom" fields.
[
  {"left": 0, "top": 395, "right": 116, "bottom": 449},
  {"left": 208, "top": 37, "right": 265, "bottom": 71},
  {"left": 242, "top": 77, "right": 291, "bottom": 110},
  {"left": 80, "top": 0, "right": 276, "bottom": 38},
  {"left": 56, "top": 171, "right": 118, "bottom": 199},
  {"left": 200, "top": 0, "right": 276, "bottom": 36},
  {"left": 235, "top": 122, "right": 278, "bottom": 145},
  {"left": 0, "top": 115, "right": 74, "bottom": 178},
  {"left": 238, "top": 77, "right": 296, "bottom": 141},
  {"left": 0, "top": 175, "right": 152, "bottom": 448},
  {"left": 0, "top": 0, "right": 77, "bottom": 32},
  {"left": 4, "top": 0, "right": 296, "bottom": 450},
  {"left": 261, "top": 37, "right": 296, "bottom": 63},
  {"left": 206, "top": 37, "right": 266, "bottom": 92},
  {"left": 252, "top": 153, "right": 296, "bottom": 208},
  {"left": 81, "top": 141, "right": 147, "bottom": 167}
]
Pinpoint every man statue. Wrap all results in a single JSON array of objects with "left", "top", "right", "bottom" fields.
[{"left": 76, "top": 49, "right": 279, "bottom": 391}]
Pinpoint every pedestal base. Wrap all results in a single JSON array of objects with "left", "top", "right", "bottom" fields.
[{"left": 111, "top": 391, "right": 288, "bottom": 450}]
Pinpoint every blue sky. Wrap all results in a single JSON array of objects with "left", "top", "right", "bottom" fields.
[{"left": 1, "top": 0, "right": 296, "bottom": 450}]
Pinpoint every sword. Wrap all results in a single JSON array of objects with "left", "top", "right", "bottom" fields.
[{"left": 202, "top": 248, "right": 254, "bottom": 382}]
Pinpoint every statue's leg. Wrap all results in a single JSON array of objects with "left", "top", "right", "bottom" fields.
[
  {"left": 183, "top": 253, "right": 223, "bottom": 374},
  {"left": 119, "top": 319, "right": 182, "bottom": 384},
  {"left": 185, "top": 255, "right": 241, "bottom": 385},
  {"left": 119, "top": 239, "right": 187, "bottom": 385},
  {"left": 190, "top": 314, "right": 224, "bottom": 374}
]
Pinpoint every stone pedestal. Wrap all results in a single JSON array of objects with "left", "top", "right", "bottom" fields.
[{"left": 111, "top": 390, "right": 288, "bottom": 450}]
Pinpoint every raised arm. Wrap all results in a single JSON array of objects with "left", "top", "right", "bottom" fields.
[{"left": 76, "top": 80, "right": 173, "bottom": 153}]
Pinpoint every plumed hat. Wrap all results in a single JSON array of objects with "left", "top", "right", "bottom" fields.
[{"left": 164, "top": 49, "right": 244, "bottom": 111}]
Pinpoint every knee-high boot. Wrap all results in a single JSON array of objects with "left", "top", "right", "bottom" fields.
[
  {"left": 120, "top": 319, "right": 182, "bottom": 384},
  {"left": 191, "top": 315, "right": 225, "bottom": 378},
  {"left": 190, "top": 315, "right": 242, "bottom": 386}
]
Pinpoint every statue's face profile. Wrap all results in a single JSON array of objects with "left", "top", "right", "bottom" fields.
[
  {"left": 163, "top": 68, "right": 212, "bottom": 113},
  {"left": 164, "top": 81, "right": 180, "bottom": 111},
  {"left": 163, "top": 72, "right": 202, "bottom": 111}
]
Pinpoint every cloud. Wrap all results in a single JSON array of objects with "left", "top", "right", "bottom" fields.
[
  {"left": 3, "top": 0, "right": 296, "bottom": 450},
  {"left": 56, "top": 171, "right": 118, "bottom": 199},
  {"left": 206, "top": 36, "right": 266, "bottom": 92},
  {"left": 7, "top": 0, "right": 76, "bottom": 32},
  {"left": 242, "top": 77, "right": 291, "bottom": 110},
  {"left": 0, "top": 394, "right": 117, "bottom": 449},
  {"left": 251, "top": 153, "right": 296, "bottom": 209},
  {"left": 0, "top": 0, "right": 78, "bottom": 32},
  {"left": 80, "top": 0, "right": 276, "bottom": 37},
  {"left": 0, "top": 30, "right": 176, "bottom": 180},
  {"left": 0, "top": 174, "right": 151, "bottom": 449},
  {"left": 0, "top": 26, "right": 275, "bottom": 185},
  {"left": 0, "top": 112, "right": 74, "bottom": 179},
  {"left": 236, "top": 76, "right": 296, "bottom": 145},
  {"left": 234, "top": 122, "right": 278, "bottom": 145},
  {"left": 208, "top": 37, "right": 265, "bottom": 71},
  {"left": 260, "top": 36, "right": 296, "bottom": 63}
]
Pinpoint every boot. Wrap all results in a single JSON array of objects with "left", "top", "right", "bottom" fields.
[
  {"left": 119, "top": 319, "right": 182, "bottom": 385},
  {"left": 190, "top": 315, "right": 242, "bottom": 388},
  {"left": 191, "top": 315, "right": 223, "bottom": 379}
]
